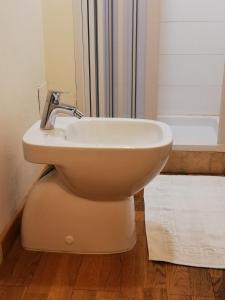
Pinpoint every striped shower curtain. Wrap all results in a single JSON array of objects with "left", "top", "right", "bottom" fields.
[{"left": 74, "top": 0, "right": 160, "bottom": 119}]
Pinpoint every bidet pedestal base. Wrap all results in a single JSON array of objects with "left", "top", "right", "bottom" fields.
[{"left": 21, "top": 170, "right": 136, "bottom": 254}]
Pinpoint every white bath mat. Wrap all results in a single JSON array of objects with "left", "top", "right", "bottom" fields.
[{"left": 144, "top": 175, "right": 225, "bottom": 269}]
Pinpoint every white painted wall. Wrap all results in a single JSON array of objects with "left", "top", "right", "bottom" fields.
[
  {"left": 42, "top": 0, "right": 76, "bottom": 105},
  {"left": 158, "top": 0, "right": 225, "bottom": 116},
  {"left": 0, "top": 1, "right": 45, "bottom": 236}
]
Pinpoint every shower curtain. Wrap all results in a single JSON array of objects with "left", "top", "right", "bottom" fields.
[{"left": 73, "top": 0, "right": 160, "bottom": 119}]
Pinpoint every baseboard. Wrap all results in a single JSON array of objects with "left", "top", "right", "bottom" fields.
[
  {"left": 0, "top": 244, "right": 3, "bottom": 264},
  {"left": 0, "top": 209, "right": 23, "bottom": 260}
]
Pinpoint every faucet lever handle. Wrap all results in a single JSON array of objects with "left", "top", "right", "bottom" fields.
[{"left": 50, "top": 91, "right": 70, "bottom": 105}]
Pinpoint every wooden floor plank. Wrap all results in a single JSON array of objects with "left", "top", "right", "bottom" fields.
[
  {"left": 95, "top": 291, "right": 121, "bottom": 300},
  {"left": 166, "top": 264, "right": 191, "bottom": 296},
  {"left": 144, "top": 261, "right": 167, "bottom": 289},
  {"left": 167, "top": 296, "right": 191, "bottom": 300},
  {"left": 23, "top": 252, "right": 82, "bottom": 299},
  {"left": 144, "top": 288, "right": 168, "bottom": 300},
  {"left": 71, "top": 289, "right": 96, "bottom": 300},
  {"left": 22, "top": 290, "right": 48, "bottom": 300},
  {"left": 120, "top": 236, "right": 146, "bottom": 299},
  {"left": 0, "top": 239, "right": 41, "bottom": 287},
  {"left": 167, "top": 296, "right": 215, "bottom": 300},
  {"left": 134, "top": 198, "right": 145, "bottom": 211},
  {"left": 189, "top": 268, "right": 214, "bottom": 297},
  {"left": 209, "top": 270, "right": 225, "bottom": 300},
  {"left": 136, "top": 211, "right": 146, "bottom": 236},
  {"left": 23, "top": 252, "right": 62, "bottom": 297},
  {"left": 45, "top": 253, "right": 82, "bottom": 300},
  {"left": 75, "top": 253, "right": 121, "bottom": 292},
  {"left": 0, "top": 286, "right": 26, "bottom": 300}
]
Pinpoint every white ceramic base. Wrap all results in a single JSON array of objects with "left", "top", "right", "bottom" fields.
[{"left": 21, "top": 170, "right": 136, "bottom": 254}]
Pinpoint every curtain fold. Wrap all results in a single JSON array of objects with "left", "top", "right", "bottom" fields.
[{"left": 79, "top": 0, "right": 160, "bottom": 119}]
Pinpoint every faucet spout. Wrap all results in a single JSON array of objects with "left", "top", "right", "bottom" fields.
[
  {"left": 40, "top": 91, "right": 84, "bottom": 130},
  {"left": 74, "top": 108, "right": 84, "bottom": 119}
]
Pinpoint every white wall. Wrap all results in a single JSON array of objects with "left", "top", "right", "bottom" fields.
[
  {"left": 42, "top": 0, "right": 76, "bottom": 105},
  {"left": 158, "top": 0, "right": 225, "bottom": 116},
  {"left": 0, "top": 1, "right": 45, "bottom": 238}
]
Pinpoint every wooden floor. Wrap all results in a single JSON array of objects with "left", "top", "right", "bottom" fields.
[{"left": 0, "top": 199, "right": 225, "bottom": 300}]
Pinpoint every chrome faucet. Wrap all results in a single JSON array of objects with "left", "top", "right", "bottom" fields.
[{"left": 40, "top": 91, "right": 84, "bottom": 130}]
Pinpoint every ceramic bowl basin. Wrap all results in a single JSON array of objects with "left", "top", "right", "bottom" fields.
[{"left": 23, "top": 117, "right": 173, "bottom": 199}]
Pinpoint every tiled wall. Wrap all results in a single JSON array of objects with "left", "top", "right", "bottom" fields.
[
  {"left": 163, "top": 151, "right": 225, "bottom": 175},
  {"left": 158, "top": 0, "right": 225, "bottom": 116}
]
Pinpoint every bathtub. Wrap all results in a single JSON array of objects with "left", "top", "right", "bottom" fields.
[{"left": 158, "top": 115, "right": 225, "bottom": 152}]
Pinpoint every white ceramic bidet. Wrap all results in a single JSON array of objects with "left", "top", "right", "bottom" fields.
[{"left": 22, "top": 117, "right": 172, "bottom": 254}]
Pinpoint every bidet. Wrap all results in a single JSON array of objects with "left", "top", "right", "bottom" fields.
[{"left": 22, "top": 117, "right": 172, "bottom": 254}]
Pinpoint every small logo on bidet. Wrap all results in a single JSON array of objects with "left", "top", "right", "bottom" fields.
[{"left": 65, "top": 235, "right": 74, "bottom": 245}]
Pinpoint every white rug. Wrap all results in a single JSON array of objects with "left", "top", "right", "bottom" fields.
[{"left": 144, "top": 175, "right": 225, "bottom": 269}]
